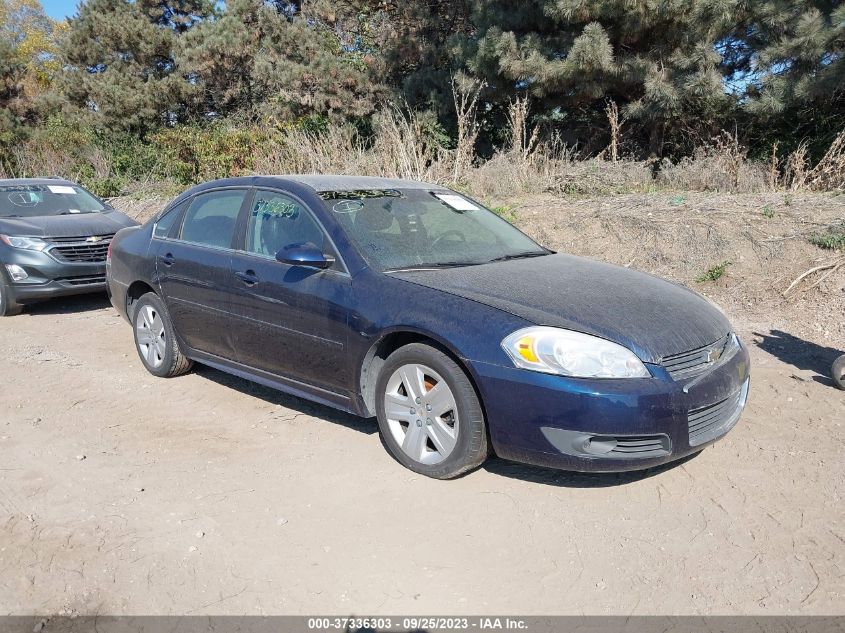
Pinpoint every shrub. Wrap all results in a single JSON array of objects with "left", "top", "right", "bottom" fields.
[
  {"left": 696, "top": 261, "right": 732, "bottom": 282},
  {"left": 151, "top": 125, "right": 266, "bottom": 185},
  {"left": 656, "top": 132, "right": 769, "bottom": 193},
  {"left": 809, "top": 228, "right": 845, "bottom": 250}
]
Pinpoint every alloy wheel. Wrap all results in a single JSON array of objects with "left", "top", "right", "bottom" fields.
[
  {"left": 383, "top": 363, "right": 459, "bottom": 465},
  {"left": 135, "top": 304, "right": 166, "bottom": 369}
]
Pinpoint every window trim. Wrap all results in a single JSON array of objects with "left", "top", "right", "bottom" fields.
[{"left": 236, "top": 187, "right": 350, "bottom": 276}]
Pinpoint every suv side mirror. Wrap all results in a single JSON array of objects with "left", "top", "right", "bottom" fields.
[{"left": 276, "top": 244, "right": 335, "bottom": 270}]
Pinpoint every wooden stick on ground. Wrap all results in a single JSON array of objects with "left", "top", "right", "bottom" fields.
[{"left": 783, "top": 255, "right": 845, "bottom": 297}]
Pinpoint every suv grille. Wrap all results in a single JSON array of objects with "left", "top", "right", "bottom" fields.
[
  {"left": 688, "top": 379, "right": 749, "bottom": 446},
  {"left": 662, "top": 334, "right": 734, "bottom": 380},
  {"left": 46, "top": 234, "right": 114, "bottom": 263}
]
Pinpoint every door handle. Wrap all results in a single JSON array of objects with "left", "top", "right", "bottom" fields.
[
  {"left": 160, "top": 252, "right": 175, "bottom": 267},
  {"left": 235, "top": 270, "right": 259, "bottom": 286}
]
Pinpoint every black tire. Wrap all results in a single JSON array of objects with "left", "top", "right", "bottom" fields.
[
  {"left": 132, "top": 292, "right": 193, "bottom": 378},
  {"left": 0, "top": 273, "right": 24, "bottom": 317},
  {"left": 375, "top": 343, "right": 488, "bottom": 479},
  {"left": 833, "top": 354, "right": 845, "bottom": 391}
]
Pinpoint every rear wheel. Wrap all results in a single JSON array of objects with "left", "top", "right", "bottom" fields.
[
  {"left": 833, "top": 354, "right": 845, "bottom": 391},
  {"left": 132, "top": 292, "right": 192, "bottom": 378},
  {"left": 375, "top": 343, "right": 488, "bottom": 479},
  {"left": 0, "top": 273, "right": 23, "bottom": 317}
]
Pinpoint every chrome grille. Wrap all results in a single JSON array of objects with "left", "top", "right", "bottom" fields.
[
  {"left": 687, "top": 379, "right": 749, "bottom": 446},
  {"left": 46, "top": 234, "right": 114, "bottom": 263},
  {"left": 662, "top": 334, "right": 733, "bottom": 379}
]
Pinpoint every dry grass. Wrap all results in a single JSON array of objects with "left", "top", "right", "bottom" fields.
[
  {"left": 255, "top": 125, "right": 368, "bottom": 175},
  {"left": 451, "top": 75, "right": 484, "bottom": 182},
  {"left": 0, "top": 143, "right": 113, "bottom": 183},
  {"left": 804, "top": 129, "right": 845, "bottom": 191},
  {"left": 657, "top": 131, "right": 769, "bottom": 193},
  {"left": 253, "top": 106, "right": 450, "bottom": 183},
  {"left": 603, "top": 99, "right": 621, "bottom": 163}
]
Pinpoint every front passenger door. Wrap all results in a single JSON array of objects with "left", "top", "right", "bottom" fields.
[{"left": 229, "top": 189, "right": 353, "bottom": 393}]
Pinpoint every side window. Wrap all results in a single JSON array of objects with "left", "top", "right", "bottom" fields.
[
  {"left": 246, "top": 190, "right": 333, "bottom": 260},
  {"left": 179, "top": 189, "right": 246, "bottom": 249},
  {"left": 153, "top": 200, "right": 187, "bottom": 239}
]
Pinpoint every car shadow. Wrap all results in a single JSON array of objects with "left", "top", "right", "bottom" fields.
[
  {"left": 193, "top": 364, "right": 378, "bottom": 436},
  {"left": 753, "top": 328, "right": 842, "bottom": 386},
  {"left": 482, "top": 451, "right": 701, "bottom": 487},
  {"left": 20, "top": 293, "right": 112, "bottom": 315}
]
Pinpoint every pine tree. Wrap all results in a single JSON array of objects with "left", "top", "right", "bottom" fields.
[
  {"left": 743, "top": 1, "right": 844, "bottom": 113},
  {"left": 460, "top": 0, "right": 745, "bottom": 156},
  {"left": 60, "top": 0, "right": 212, "bottom": 132},
  {"left": 177, "top": 0, "right": 386, "bottom": 123}
]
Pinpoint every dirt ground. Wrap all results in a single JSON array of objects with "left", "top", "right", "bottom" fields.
[{"left": 1, "top": 192, "right": 843, "bottom": 615}]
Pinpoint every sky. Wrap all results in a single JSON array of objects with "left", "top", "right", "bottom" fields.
[{"left": 40, "top": 0, "right": 76, "bottom": 20}]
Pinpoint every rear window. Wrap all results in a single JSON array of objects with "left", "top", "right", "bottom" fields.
[
  {"left": 0, "top": 184, "right": 107, "bottom": 218},
  {"left": 178, "top": 190, "right": 246, "bottom": 249}
]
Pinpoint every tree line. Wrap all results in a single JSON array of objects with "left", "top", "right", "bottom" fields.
[{"left": 1, "top": 0, "right": 843, "bottom": 177}]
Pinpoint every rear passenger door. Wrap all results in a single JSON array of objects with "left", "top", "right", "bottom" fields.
[{"left": 155, "top": 188, "right": 249, "bottom": 359}]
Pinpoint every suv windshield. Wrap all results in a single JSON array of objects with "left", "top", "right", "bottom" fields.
[
  {"left": 0, "top": 184, "right": 108, "bottom": 218},
  {"left": 321, "top": 188, "right": 548, "bottom": 271}
]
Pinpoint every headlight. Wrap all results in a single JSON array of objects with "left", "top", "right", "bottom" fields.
[
  {"left": 502, "top": 326, "right": 651, "bottom": 379},
  {"left": 0, "top": 235, "right": 48, "bottom": 251}
]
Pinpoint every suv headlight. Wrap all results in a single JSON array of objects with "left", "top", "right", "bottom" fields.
[
  {"left": 0, "top": 235, "right": 48, "bottom": 251},
  {"left": 502, "top": 326, "right": 651, "bottom": 379}
]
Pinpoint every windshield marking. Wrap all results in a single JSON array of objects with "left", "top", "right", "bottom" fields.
[{"left": 332, "top": 200, "right": 364, "bottom": 213}]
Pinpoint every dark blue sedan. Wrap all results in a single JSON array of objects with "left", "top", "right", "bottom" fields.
[{"left": 106, "top": 175, "right": 750, "bottom": 479}]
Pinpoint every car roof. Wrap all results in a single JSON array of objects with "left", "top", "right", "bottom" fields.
[
  {"left": 185, "top": 174, "right": 448, "bottom": 196},
  {"left": 274, "top": 175, "right": 443, "bottom": 192},
  {"left": 0, "top": 177, "right": 78, "bottom": 188}
]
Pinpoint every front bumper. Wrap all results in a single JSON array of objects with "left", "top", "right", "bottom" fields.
[
  {"left": 471, "top": 341, "right": 751, "bottom": 472},
  {"left": 2, "top": 247, "right": 107, "bottom": 303}
]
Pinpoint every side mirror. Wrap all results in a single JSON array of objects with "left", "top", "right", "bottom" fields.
[{"left": 276, "top": 244, "right": 335, "bottom": 270}]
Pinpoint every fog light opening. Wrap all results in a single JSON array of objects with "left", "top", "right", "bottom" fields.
[
  {"left": 582, "top": 436, "right": 617, "bottom": 455},
  {"left": 5, "top": 264, "right": 28, "bottom": 282}
]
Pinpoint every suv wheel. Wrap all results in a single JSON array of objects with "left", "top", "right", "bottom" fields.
[
  {"left": 132, "top": 292, "right": 193, "bottom": 377},
  {"left": 0, "top": 274, "right": 23, "bottom": 317},
  {"left": 375, "top": 343, "right": 488, "bottom": 479},
  {"left": 833, "top": 354, "right": 845, "bottom": 391}
]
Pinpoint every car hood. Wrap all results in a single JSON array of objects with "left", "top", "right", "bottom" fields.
[
  {"left": 0, "top": 209, "right": 137, "bottom": 238},
  {"left": 391, "top": 253, "right": 732, "bottom": 363}
]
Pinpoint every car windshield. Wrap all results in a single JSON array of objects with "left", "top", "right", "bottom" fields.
[
  {"left": 0, "top": 184, "right": 108, "bottom": 218},
  {"left": 321, "top": 188, "right": 548, "bottom": 271}
]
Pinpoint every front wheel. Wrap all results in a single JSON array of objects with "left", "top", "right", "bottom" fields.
[
  {"left": 0, "top": 273, "right": 23, "bottom": 316},
  {"left": 833, "top": 354, "right": 845, "bottom": 390},
  {"left": 132, "top": 292, "right": 193, "bottom": 378},
  {"left": 375, "top": 343, "right": 488, "bottom": 479}
]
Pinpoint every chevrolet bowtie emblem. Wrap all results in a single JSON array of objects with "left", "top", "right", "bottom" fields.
[
  {"left": 706, "top": 347, "right": 722, "bottom": 363},
  {"left": 86, "top": 236, "right": 102, "bottom": 243}
]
